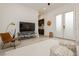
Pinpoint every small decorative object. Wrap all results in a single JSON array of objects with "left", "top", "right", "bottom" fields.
[
  {"left": 49, "top": 32, "right": 53, "bottom": 37},
  {"left": 47, "top": 21, "right": 51, "bottom": 26}
]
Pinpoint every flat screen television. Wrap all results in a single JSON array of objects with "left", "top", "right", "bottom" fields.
[{"left": 20, "top": 22, "right": 35, "bottom": 32}]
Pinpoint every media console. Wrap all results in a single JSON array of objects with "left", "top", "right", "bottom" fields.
[{"left": 18, "top": 31, "right": 36, "bottom": 40}]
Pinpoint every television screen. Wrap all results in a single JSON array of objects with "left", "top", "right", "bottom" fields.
[{"left": 20, "top": 22, "right": 35, "bottom": 32}]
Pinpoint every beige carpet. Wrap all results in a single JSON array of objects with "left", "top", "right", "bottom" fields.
[
  {"left": 0, "top": 37, "right": 76, "bottom": 56},
  {"left": 0, "top": 37, "right": 49, "bottom": 53}
]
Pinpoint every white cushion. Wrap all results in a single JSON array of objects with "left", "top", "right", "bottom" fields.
[
  {"left": 50, "top": 45, "right": 74, "bottom": 56},
  {"left": 59, "top": 40, "right": 76, "bottom": 52}
]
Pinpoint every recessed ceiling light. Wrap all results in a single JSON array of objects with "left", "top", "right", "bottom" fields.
[{"left": 43, "top": 8, "right": 46, "bottom": 10}]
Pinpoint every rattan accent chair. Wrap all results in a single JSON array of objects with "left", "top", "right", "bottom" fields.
[{"left": 0, "top": 32, "right": 16, "bottom": 49}]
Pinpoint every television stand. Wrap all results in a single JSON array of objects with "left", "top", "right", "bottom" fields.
[{"left": 18, "top": 31, "right": 36, "bottom": 40}]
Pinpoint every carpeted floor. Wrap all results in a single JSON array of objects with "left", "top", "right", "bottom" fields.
[
  {"left": 0, "top": 37, "right": 50, "bottom": 53},
  {"left": 0, "top": 36, "right": 76, "bottom": 56}
]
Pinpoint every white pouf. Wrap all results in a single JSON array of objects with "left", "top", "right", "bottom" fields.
[
  {"left": 59, "top": 40, "right": 76, "bottom": 52},
  {"left": 50, "top": 45, "right": 74, "bottom": 56}
]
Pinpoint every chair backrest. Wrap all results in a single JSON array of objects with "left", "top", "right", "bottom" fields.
[
  {"left": 6, "top": 24, "right": 16, "bottom": 38},
  {"left": 13, "top": 29, "right": 16, "bottom": 39},
  {"left": 0, "top": 32, "right": 13, "bottom": 43}
]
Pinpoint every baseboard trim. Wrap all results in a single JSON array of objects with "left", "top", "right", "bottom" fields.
[{"left": 54, "top": 36, "right": 75, "bottom": 42}]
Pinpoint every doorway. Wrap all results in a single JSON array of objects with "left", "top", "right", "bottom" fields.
[
  {"left": 38, "top": 19, "right": 44, "bottom": 36},
  {"left": 55, "top": 11, "right": 75, "bottom": 40}
]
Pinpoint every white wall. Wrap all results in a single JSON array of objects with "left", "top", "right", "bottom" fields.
[
  {"left": 44, "top": 4, "right": 79, "bottom": 41},
  {"left": 44, "top": 14, "right": 55, "bottom": 37},
  {"left": 0, "top": 4, "right": 38, "bottom": 37}
]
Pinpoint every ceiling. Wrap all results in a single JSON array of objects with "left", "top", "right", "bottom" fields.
[
  {"left": 18, "top": 3, "right": 67, "bottom": 15},
  {"left": 0, "top": 3, "right": 70, "bottom": 15}
]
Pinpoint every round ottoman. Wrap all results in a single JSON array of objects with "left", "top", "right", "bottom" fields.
[{"left": 50, "top": 45, "right": 74, "bottom": 56}]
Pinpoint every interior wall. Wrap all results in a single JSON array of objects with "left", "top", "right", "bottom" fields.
[
  {"left": 0, "top": 4, "right": 39, "bottom": 37},
  {"left": 44, "top": 4, "right": 79, "bottom": 40}
]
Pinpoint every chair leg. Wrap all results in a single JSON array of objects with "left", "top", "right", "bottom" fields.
[
  {"left": 10, "top": 42, "right": 13, "bottom": 47},
  {"left": 13, "top": 41, "right": 16, "bottom": 49},
  {"left": 1, "top": 43, "right": 5, "bottom": 49}
]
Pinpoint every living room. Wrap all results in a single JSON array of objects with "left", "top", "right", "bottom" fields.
[{"left": 0, "top": 3, "right": 79, "bottom": 56}]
